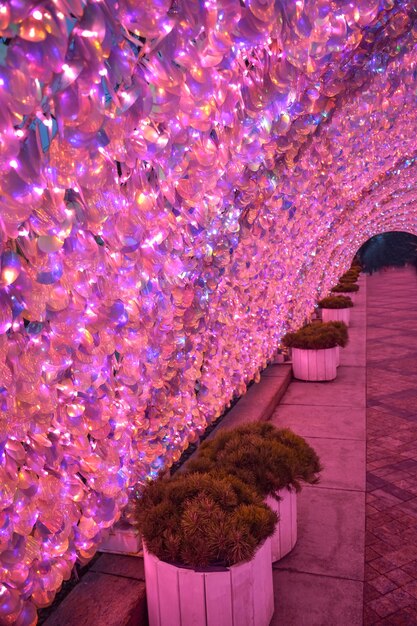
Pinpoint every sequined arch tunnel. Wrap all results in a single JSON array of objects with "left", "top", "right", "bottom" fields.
[{"left": 1, "top": 1, "right": 417, "bottom": 624}]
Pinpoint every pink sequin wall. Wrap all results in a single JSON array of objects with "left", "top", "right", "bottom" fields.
[{"left": 1, "top": 1, "right": 417, "bottom": 622}]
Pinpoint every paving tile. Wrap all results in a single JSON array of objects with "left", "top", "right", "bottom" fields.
[
  {"left": 386, "top": 569, "right": 414, "bottom": 586},
  {"left": 381, "top": 485, "right": 414, "bottom": 501},
  {"left": 302, "top": 436, "right": 365, "bottom": 491},
  {"left": 371, "top": 540, "right": 398, "bottom": 556},
  {"left": 382, "top": 519, "right": 412, "bottom": 534},
  {"left": 371, "top": 528, "right": 404, "bottom": 547},
  {"left": 363, "top": 605, "right": 381, "bottom": 624},
  {"left": 274, "top": 488, "right": 365, "bottom": 580},
  {"left": 391, "top": 460, "right": 417, "bottom": 471},
  {"left": 366, "top": 547, "right": 381, "bottom": 561},
  {"left": 371, "top": 489, "right": 404, "bottom": 507},
  {"left": 280, "top": 366, "right": 366, "bottom": 408},
  {"left": 370, "top": 497, "right": 399, "bottom": 512},
  {"left": 365, "top": 564, "right": 381, "bottom": 581},
  {"left": 367, "top": 511, "right": 396, "bottom": 525},
  {"left": 365, "top": 270, "right": 417, "bottom": 626},
  {"left": 385, "top": 546, "right": 417, "bottom": 568},
  {"left": 367, "top": 594, "right": 400, "bottom": 619},
  {"left": 402, "top": 581, "right": 417, "bottom": 600},
  {"left": 272, "top": 571, "right": 363, "bottom": 626},
  {"left": 367, "top": 588, "right": 415, "bottom": 618},
  {"left": 364, "top": 582, "right": 381, "bottom": 602},
  {"left": 365, "top": 532, "right": 380, "bottom": 547},
  {"left": 400, "top": 606, "right": 417, "bottom": 622},
  {"left": 370, "top": 556, "right": 397, "bottom": 575},
  {"left": 397, "top": 501, "right": 417, "bottom": 519},
  {"left": 377, "top": 609, "right": 417, "bottom": 625},
  {"left": 384, "top": 589, "right": 416, "bottom": 609},
  {"left": 388, "top": 511, "right": 417, "bottom": 526},
  {"left": 368, "top": 574, "right": 397, "bottom": 594},
  {"left": 43, "top": 572, "right": 147, "bottom": 626},
  {"left": 401, "top": 528, "right": 417, "bottom": 542},
  {"left": 271, "top": 404, "right": 366, "bottom": 441},
  {"left": 366, "top": 473, "right": 387, "bottom": 489}
]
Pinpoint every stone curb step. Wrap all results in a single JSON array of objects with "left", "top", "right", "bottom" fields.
[{"left": 44, "top": 555, "right": 147, "bottom": 626}]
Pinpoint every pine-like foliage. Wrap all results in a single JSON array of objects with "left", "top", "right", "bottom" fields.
[
  {"left": 137, "top": 472, "right": 277, "bottom": 567},
  {"left": 325, "top": 321, "right": 349, "bottom": 348},
  {"left": 186, "top": 423, "right": 322, "bottom": 497},
  {"left": 339, "top": 270, "right": 359, "bottom": 282},
  {"left": 331, "top": 282, "right": 359, "bottom": 293},
  {"left": 282, "top": 321, "right": 349, "bottom": 350},
  {"left": 318, "top": 295, "right": 353, "bottom": 309}
]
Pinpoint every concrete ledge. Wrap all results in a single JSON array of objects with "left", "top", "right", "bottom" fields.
[
  {"left": 272, "top": 570, "right": 363, "bottom": 626},
  {"left": 43, "top": 571, "right": 147, "bottom": 626},
  {"left": 211, "top": 363, "right": 292, "bottom": 433},
  {"left": 90, "top": 553, "right": 145, "bottom": 581}
]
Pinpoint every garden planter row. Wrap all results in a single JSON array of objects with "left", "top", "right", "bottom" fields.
[
  {"left": 289, "top": 285, "right": 360, "bottom": 380},
  {"left": 131, "top": 347, "right": 323, "bottom": 626}
]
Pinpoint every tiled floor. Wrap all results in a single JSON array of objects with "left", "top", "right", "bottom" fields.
[
  {"left": 365, "top": 267, "right": 417, "bottom": 625},
  {"left": 270, "top": 275, "right": 366, "bottom": 625}
]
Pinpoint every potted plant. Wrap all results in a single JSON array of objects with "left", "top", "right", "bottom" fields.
[
  {"left": 330, "top": 281, "right": 359, "bottom": 301},
  {"left": 339, "top": 270, "right": 359, "bottom": 283},
  {"left": 185, "top": 422, "right": 322, "bottom": 562},
  {"left": 318, "top": 295, "right": 353, "bottom": 326},
  {"left": 137, "top": 472, "right": 277, "bottom": 626},
  {"left": 282, "top": 321, "right": 348, "bottom": 381}
]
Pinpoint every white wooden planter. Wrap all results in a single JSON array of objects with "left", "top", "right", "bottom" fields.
[
  {"left": 322, "top": 307, "right": 351, "bottom": 326},
  {"left": 266, "top": 488, "right": 297, "bottom": 562},
  {"left": 143, "top": 538, "right": 274, "bottom": 626},
  {"left": 336, "top": 345, "right": 340, "bottom": 367},
  {"left": 291, "top": 346, "right": 337, "bottom": 381}
]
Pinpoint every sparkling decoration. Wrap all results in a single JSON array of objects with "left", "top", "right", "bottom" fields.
[{"left": 1, "top": 1, "right": 417, "bottom": 622}]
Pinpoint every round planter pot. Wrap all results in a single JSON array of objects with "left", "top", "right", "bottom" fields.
[
  {"left": 266, "top": 488, "right": 297, "bottom": 562},
  {"left": 291, "top": 346, "right": 337, "bottom": 381},
  {"left": 321, "top": 307, "right": 351, "bottom": 326},
  {"left": 336, "top": 345, "right": 340, "bottom": 367},
  {"left": 143, "top": 538, "right": 274, "bottom": 626}
]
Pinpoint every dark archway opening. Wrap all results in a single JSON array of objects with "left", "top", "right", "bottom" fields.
[{"left": 358, "top": 231, "right": 417, "bottom": 275}]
